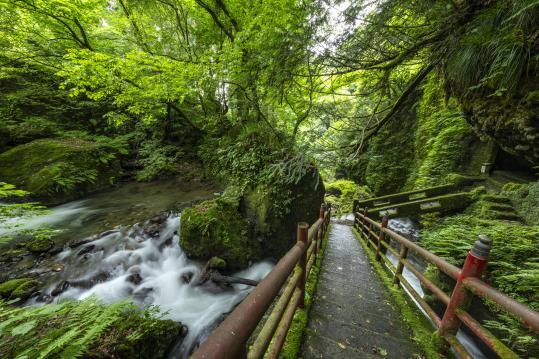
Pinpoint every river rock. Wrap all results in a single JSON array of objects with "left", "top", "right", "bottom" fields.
[
  {"left": 181, "top": 272, "right": 194, "bottom": 284},
  {"left": 51, "top": 280, "right": 70, "bottom": 297},
  {"left": 77, "top": 244, "right": 98, "bottom": 257},
  {"left": 126, "top": 273, "right": 143, "bottom": 285},
  {"left": 50, "top": 263, "right": 64, "bottom": 272}
]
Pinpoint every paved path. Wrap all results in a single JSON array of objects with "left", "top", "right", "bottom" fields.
[{"left": 302, "top": 223, "right": 420, "bottom": 359}]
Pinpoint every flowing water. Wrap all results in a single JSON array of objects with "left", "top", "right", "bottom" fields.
[{"left": 1, "top": 180, "right": 274, "bottom": 357}]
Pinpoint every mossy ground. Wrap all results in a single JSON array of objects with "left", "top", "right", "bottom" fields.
[{"left": 501, "top": 181, "right": 539, "bottom": 226}]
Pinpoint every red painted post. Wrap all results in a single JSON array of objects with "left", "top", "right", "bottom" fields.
[
  {"left": 438, "top": 235, "right": 492, "bottom": 336},
  {"left": 297, "top": 222, "right": 309, "bottom": 309},
  {"left": 376, "top": 216, "right": 388, "bottom": 261}
]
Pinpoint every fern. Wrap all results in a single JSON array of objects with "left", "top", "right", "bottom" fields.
[{"left": 0, "top": 297, "right": 178, "bottom": 359}]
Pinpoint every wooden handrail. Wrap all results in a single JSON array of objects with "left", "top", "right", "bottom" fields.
[
  {"left": 354, "top": 184, "right": 455, "bottom": 209},
  {"left": 191, "top": 206, "right": 331, "bottom": 359},
  {"left": 354, "top": 210, "right": 539, "bottom": 358}
]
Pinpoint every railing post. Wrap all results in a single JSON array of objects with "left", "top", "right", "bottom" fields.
[
  {"left": 316, "top": 206, "right": 325, "bottom": 257},
  {"left": 437, "top": 235, "right": 492, "bottom": 337},
  {"left": 375, "top": 216, "right": 388, "bottom": 261},
  {"left": 297, "top": 222, "right": 309, "bottom": 309},
  {"left": 362, "top": 207, "right": 368, "bottom": 241},
  {"left": 353, "top": 200, "right": 358, "bottom": 228},
  {"left": 393, "top": 244, "right": 408, "bottom": 285}
]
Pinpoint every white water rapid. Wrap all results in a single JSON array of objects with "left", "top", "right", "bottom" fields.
[{"left": 29, "top": 214, "right": 273, "bottom": 356}]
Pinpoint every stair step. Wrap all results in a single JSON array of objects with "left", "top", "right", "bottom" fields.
[
  {"left": 481, "top": 195, "right": 512, "bottom": 204},
  {"left": 492, "top": 211, "right": 522, "bottom": 222},
  {"left": 487, "top": 203, "right": 515, "bottom": 212}
]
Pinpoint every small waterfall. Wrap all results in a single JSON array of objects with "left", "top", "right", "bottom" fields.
[{"left": 28, "top": 214, "right": 273, "bottom": 356}]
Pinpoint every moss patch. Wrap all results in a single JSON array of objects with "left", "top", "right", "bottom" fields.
[
  {"left": 0, "top": 278, "right": 39, "bottom": 301},
  {"left": 0, "top": 138, "right": 121, "bottom": 204}
]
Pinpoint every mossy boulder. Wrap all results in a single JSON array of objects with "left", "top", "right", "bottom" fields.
[
  {"left": 0, "top": 138, "right": 121, "bottom": 204},
  {"left": 0, "top": 278, "right": 39, "bottom": 301},
  {"left": 180, "top": 195, "right": 259, "bottom": 269},
  {"left": 243, "top": 167, "right": 325, "bottom": 259}
]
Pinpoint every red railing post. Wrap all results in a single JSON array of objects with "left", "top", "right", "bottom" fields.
[
  {"left": 438, "top": 235, "right": 492, "bottom": 337},
  {"left": 297, "top": 222, "right": 309, "bottom": 309},
  {"left": 376, "top": 216, "right": 388, "bottom": 261}
]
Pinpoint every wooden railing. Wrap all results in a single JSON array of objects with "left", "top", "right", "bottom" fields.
[
  {"left": 353, "top": 210, "right": 539, "bottom": 358},
  {"left": 191, "top": 206, "right": 331, "bottom": 359},
  {"left": 356, "top": 184, "right": 456, "bottom": 208}
]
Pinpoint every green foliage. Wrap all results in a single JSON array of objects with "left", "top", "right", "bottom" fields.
[
  {"left": 136, "top": 139, "right": 184, "bottom": 182},
  {"left": 402, "top": 75, "right": 475, "bottom": 189},
  {"left": 445, "top": 0, "right": 539, "bottom": 96},
  {"left": 324, "top": 179, "right": 370, "bottom": 214},
  {"left": 420, "top": 206, "right": 539, "bottom": 355},
  {"left": 200, "top": 126, "right": 320, "bottom": 202},
  {"left": 0, "top": 138, "right": 121, "bottom": 202},
  {"left": 0, "top": 297, "right": 179, "bottom": 359},
  {"left": 502, "top": 181, "right": 539, "bottom": 225}
]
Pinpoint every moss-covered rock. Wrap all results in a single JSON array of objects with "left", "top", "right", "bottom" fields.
[
  {"left": 25, "top": 236, "right": 53, "bottom": 253},
  {"left": 0, "top": 138, "right": 122, "bottom": 204},
  {"left": 180, "top": 196, "right": 259, "bottom": 269},
  {"left": 88, "top": 308, "right": 180, "bottom": 358},
  {"left": 0, "top": 278, "right": 39, "bottom": 300},
  {"left": 243, "top": 166, "right": 324, "bottom": 259}
]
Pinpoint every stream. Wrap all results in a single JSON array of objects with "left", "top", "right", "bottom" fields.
[{"left": 0, "top": 180, "right": 274, "bottom": 357}]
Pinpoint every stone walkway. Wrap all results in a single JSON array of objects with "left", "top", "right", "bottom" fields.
[{"left": 302, "top": 223, "right": 420, "bottom": 359}]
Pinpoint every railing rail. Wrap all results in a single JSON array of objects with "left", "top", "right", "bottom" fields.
[
  {"left": 191, "top": 205, "right": 331, "bottom": 359},
  {"left": 353, "top": 208, "right": 539, "bottom": 358},
  {"left": 355, "top": 184, "right": 456, "bottom": 209}
]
